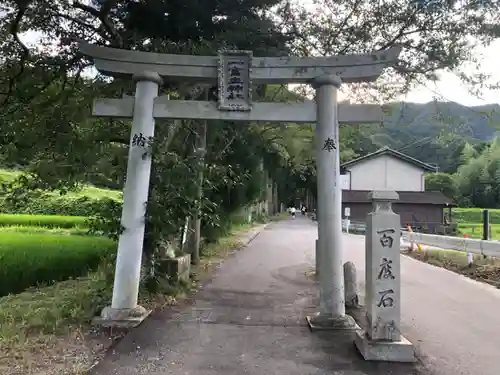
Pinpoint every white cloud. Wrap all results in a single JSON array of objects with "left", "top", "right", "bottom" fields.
[{"left": 403, "top": 40, "right": 500, "bottom": 106}]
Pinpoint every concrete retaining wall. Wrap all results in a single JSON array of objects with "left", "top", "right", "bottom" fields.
[{"left": 402, "top": 231, "right": 500, "bottom": 257}]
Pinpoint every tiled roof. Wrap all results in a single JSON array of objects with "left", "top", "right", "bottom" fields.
[
  {"left": 341, "top": 146, "right": 437, "bottom": 172},
  {"left": 342, "top": 190, "right": 454, "bottom": 206}
]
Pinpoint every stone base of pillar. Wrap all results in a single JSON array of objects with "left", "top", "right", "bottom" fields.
[
  {"left": 92, "top": 305, "right": 151, "bottom": 328},
  {"left": 354, "top": 330, "right": 416, "bottom": 362},
  {"left": 306, "top": 312, "right": 360, "bottom": 331}
]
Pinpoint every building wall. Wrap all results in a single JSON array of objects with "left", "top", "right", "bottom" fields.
[
  {"left": 340, "top": 174, "right": 350, "bottom": 190},
  {"left": 345, "top": 155, "right": 425, "bottom": 192},
  {"left": 342, "top": 202, "right": 444, "bottom": 228},
  {"left": 395, "top": 204, "right": 444, "bottom": 227}
]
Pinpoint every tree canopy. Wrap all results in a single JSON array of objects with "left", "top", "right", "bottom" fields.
[{"left": 1, "top": 0, "right": 500, "bottom": 256}]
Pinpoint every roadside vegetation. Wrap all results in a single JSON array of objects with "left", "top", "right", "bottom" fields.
[
  {"left": 404, "top": 248, "right": 500, "bottom": 289},
  {"left": 0, "top": 168, "right": 283, "bottom": 375}
]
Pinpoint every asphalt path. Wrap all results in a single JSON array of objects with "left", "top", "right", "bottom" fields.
[{"left": 90, "top": 217, "right": 500, "bottom": 375}]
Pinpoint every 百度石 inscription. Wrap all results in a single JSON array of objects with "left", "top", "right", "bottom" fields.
[
  {"left": 377, "top": 289, "right": 395, "bottom": 308},
  {"left": 377, "top": 228, "right": 395, "bottom": 248},
  {"left": 217, "top": 50, "right": 252, "bottom": 112},
  {"left": 377, "top": 257, "right": 395, "bottom": 280}
]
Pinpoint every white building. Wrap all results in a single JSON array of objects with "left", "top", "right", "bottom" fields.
[
  {"left": 340, "top": 146, "right": 435, "bottom": 192},
  {"left": 340, "top": 147, "right": 453, "bottom": 230}
]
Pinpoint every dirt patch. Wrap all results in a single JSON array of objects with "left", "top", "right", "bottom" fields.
[{"left": 403, "top": 248, "right": 500, "bottom": 289}]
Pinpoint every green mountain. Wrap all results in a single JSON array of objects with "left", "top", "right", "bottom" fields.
[{"left": 357, "top": 101, "right": 500, "bottom": 172}]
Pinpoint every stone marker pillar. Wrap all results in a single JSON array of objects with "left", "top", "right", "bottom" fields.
[
  {"left": 306, "top": 75, "right": 357, "bottom": 330},
  {"left": 355, "top": 191, "right": 415, "bottom": 362},
  {"left": 97, "top": 71, "right": 162, "bottom": 327}
]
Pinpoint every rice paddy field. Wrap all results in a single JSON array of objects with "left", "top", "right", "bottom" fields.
[
  {"left": 0, "top": 169, "right": 121, "bottom": 296},
  {"left": 1, "top": 166, "right": 499, "bottom": 297},
  {"left": 453, "top": 207, "right": 500, "bottom": 239}
]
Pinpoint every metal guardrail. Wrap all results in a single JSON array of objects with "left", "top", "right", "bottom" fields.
[
  {"left": 402, "top": 231, "right": 500, "bottom": 257},
  {"left": 337, "top": 220, "right": 500, "bottom": 258},
  {"left": 342, "top": 220, "right": 366, "bottom": 233}
]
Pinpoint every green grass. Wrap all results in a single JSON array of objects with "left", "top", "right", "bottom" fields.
[
  {"left": 0, "top": 232, "right": 116, "bottom": 296},
  {"left": 0, "top": 213, "right": 88, "bottom": 228},
  {"left": 0, "top": 168, "right": 122, "bottom": 217},
  {"left": 0, "top": 225, "right": 90, "bottom": 236},
  {"left": 48, "top": 185, "right": 122, "bottom": 201},
  {"left": 0, "top": 169, "right": 21, "bottom": 183},
  {"left": 0, "top": 221, "right": 265, "bottom": 375},
  {"left": 453, "top": 207, "right": 500, "bottom": 224},
  {"left": 419, "top": 248, "right": 487, "bottom": 267},
  {"left": 0, "top": 169, "right": 121, "bottom": 201},
  {"left": 458, "top": 223, "right": 500, "bottom": 240},
  {"left": 0, "top": 272, "right": 112, "bottom": 375},
  {"left": 405, "top": 248, "right": 500, "bottom": 289}
]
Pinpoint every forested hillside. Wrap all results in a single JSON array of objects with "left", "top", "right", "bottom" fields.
[{"left": 350, "top": 101, "right": 500, "bottom": 173}]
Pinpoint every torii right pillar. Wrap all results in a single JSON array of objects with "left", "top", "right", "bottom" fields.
[{"left": 307, "top": 75, "right": 358, "bottom": 330}]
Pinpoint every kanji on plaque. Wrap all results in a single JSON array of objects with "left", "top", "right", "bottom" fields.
[
  {"left": 226, "top": 61, "right": 245, "bottom": 101},
  {"left": 217, "top": 50, "right": 252, "bottom": 112}
]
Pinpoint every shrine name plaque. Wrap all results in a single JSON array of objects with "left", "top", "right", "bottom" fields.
[{"left": 217, "top": 50, "right": 252, "bottom": 112}]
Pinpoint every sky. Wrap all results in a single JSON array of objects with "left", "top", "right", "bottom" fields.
[{"left": 402, "top": 39, "right": 499, "bottom": 106}]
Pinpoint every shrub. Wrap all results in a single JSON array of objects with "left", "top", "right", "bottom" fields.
[
  {"left": 0, "top": 214, "right": 88, "bottom": 228},
  {"left": 0, "top": 232, "right": 116, "bottom": 296},
  {"left": 0, "top": 191, "right": 122, "bottom": 217}
]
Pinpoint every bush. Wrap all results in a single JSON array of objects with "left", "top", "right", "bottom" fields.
[
  {"left": 0, "top": 232, "right": 116, "bottom": 296},
  {"left": 0, "top": 191, "right": 122, "bottom": 217},
  {"left": 453, "top": 208, "right": 500, "bottom": 224},
  {"left": 0, "top": 214, "right": 88, "bottom": 228}
]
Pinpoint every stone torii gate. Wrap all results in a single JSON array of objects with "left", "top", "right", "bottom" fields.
[{"left": 79, "top": 42, "right": 401, "bottom": 329}]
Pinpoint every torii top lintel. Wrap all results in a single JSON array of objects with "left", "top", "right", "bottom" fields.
[{"left": 78, "top": 43, "right": 401, "bottom": 85}]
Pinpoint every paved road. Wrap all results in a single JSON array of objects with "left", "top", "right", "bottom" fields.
[
  {"left": 344, "top": 233, "right": 500, "bottom": 375},
  {"left": 91, "top": 218, "right": 499, "bottom": 375}
]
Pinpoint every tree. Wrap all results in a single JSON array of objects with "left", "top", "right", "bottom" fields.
[
  {"left": 454, "top": 137, "right": 500, "bottom": 208},
  {"left": 425, "top": 172, "right": 457, "bottom": 199},
  {"left": 281, "top": 0, "right": 500, "bottom": 102},
  {"left": 0, "top": 0, "right": 301, "bottom": 289},
  {"left": 2, "top": 0, "right": 500, "bottom": 261}
]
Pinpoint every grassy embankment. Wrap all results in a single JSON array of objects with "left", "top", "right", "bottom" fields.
[
  {"left": 405, "top": 207, "right": 500, "bottom": 290},
  {"left": 0, "top": 168, "right": 275, "bottom": 374}
]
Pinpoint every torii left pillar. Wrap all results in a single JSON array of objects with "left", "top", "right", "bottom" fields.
[
  {"left": 307, "top": 75, "right": 358, "bottom": 330},
  {"left": 96, "top": 71, "right": 162, "bottom": 327}
]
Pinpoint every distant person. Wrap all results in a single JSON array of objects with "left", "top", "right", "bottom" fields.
[
  {"left": 301, "top": 205, "right": 307, "bottom": 216},
  {"left": 290, "top": 206, "right": 296, "bottom": 219}
]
